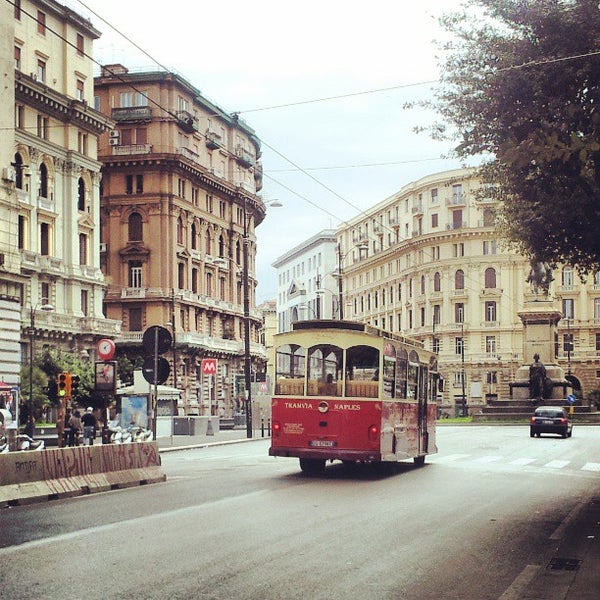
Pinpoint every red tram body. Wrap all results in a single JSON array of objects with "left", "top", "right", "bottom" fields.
[{"left": 269, "top": 320, "right": 439, "bottom": 474}]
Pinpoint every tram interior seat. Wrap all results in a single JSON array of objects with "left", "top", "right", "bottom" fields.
[
  {"left": 345, "top": 381, "right": 378, "bottom": 398},
  {"left": 276, "top": 378, "right": 304, "bottom": 395}
]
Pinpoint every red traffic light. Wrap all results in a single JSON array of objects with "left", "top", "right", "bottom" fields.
[{"left": 57, "top": 372, "right": 71, "bottom": 397}]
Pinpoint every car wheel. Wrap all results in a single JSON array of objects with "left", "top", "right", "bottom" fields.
[{"left": 561, "top": 431, "right": 567, "bottom": 438}]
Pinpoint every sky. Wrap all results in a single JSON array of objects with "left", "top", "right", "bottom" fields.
[{"left": 62, "top": 0, "right": 477, "bottom": 302}]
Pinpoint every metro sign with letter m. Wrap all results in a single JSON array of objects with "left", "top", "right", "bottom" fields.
[{"left": 201, "top": 358, "right": 218, "bottom": 375}]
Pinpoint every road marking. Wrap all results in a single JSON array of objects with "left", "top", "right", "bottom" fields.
[
  {"left": 510, "top": 457, "right": 537, "bottom": 466},
  {"left": 544, "top": 460, "right": 570, "bottom": 469},
  {"left": 581, "top": 462, "right": 600, "bottom": 472},
  {"left": 434, "top": 453, "right": 471, "bottom": 461},
  {"left": 474, "top": 455, "right": 502, "bottom": 463},
  {"left": 499, "top": 564, "right": 540, "bottom": 600}
]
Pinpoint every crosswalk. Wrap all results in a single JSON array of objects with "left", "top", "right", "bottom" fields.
[{"left": 431, "top": 452, "right": 600, "bottom": 473}]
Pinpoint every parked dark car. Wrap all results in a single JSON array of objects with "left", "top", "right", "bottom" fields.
[{"left": 530, "top": 406, "right": 573, "bottom": 438}]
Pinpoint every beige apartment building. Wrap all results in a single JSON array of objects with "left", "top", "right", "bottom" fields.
[
  {"left": 337, "top": 168, "right": 600, "bottom": 415},
  {"left": 94, "top": 65, "right": 267, "bottom": 416},
  {"left": 0, "top": 0, "right": 119, "bottom": 407}
]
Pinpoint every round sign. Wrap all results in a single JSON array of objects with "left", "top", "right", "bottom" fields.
[
  {"left": 142, "top": 326, "right": 172, "bottom": 355},
  {"left": 142, "top": 356, "right": 171, "bottom": 385},
  {"left": 97, "top": 338, "right": 116, "bottom": 361}
]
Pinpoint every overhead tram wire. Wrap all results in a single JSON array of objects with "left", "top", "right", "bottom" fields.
[
  {"left": 11, "top": 0, "right": 498, "bottom": 302},
  {"left": 38, "top": 0, "right": 578, "bottom": 301}
]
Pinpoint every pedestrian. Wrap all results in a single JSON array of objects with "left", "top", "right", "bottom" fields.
[
  {"left": 68, "top": 409, "right": 82, "bottom": 446},
  {"left": 63, "top": 408, "right": 72, "bottom": 446},
  {"left": 81, "top": 407, "right": 97, "bottom": 446}
]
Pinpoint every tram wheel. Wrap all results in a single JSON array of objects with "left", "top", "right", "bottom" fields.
[
  {"left": 299, "top": 458, "right": 326, "bottom": 475},
  {"left": 413, "top": 455, "right": 426, "bottom": 466}
]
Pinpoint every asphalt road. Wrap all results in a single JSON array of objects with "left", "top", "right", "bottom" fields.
[{"left": 1, "top": 426, "right": 598, "bottom": 599}]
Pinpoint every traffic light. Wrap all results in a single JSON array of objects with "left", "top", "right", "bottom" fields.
[
  {"left": 57, "top": 372, "right": 71, "bottom": 398},
  {"left": 47, "top": 378, "right": 58, "bottom": 401},
  {"left": 71, "top": 374, "right": 80, "bottom": 397}
]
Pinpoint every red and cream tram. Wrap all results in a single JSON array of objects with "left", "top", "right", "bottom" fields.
[{"left": 269, "top": 320, "right": 439, "bottom": 474}]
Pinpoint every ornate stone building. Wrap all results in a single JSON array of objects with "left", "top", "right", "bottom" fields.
[
  {"left": 94, "top": 65, "right": 267, "bottom": 416},
  {"left": 336, "top": 168, "right": 600, "bottom": 415},
  {"left": 0, "top": 0, "right": 119, "bottom": 406}
]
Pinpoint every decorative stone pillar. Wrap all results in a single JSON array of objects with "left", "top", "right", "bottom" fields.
[{"left": 512, "top": 300, "right": 571, "bottom": 401}]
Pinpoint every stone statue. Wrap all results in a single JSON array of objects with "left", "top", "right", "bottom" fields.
[
  {"left": 526, "top": 258, "right": 554, "bottom": 296},
  {"left": 529, "top": 353, "right": 546, "bottom": 402}
]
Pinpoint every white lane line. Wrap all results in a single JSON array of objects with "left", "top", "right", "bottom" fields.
[
  {"left": 433, "top": 453, "right": 471, "bottom": 462},
  {"left": 581, "top": 462, "right": 600, "bottom": 472},
  {"left": 544, "top": 460, "right": 570, "bottom": 469},
  {"left": 510, "top": 457, "right": 537, "bottom": 466},
  {"left": 474, "top": 455, "right": 503, "bottom": 463}
]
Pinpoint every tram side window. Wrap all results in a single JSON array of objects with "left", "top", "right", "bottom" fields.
[
  {"left": 396, "top": 348, "right": 408, "bottom": 399},
  {"left": 307, "top": 344, "right": 343, "bottom": 396},
  {"left": 345, "top": 345, "right": 380, "bottom": 397},
  {"left": 275, "top": 344, "right": 306, "bottom": 395},
  {"left": 407, "top": 350, "right": 420, "bottom": 400}
]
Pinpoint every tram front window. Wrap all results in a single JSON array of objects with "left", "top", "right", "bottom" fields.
[
  {"left": 345, "top": 345, "right": 380, "bottom": 398},
  {"left": 307, "top": 344, "right": 342, "bottom": 396}
]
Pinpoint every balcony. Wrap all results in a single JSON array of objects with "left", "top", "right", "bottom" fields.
[
  {"left": 178, "top": 146, "right": 200, "bottom": 163},
  {"left": 412, "top": 204, "right": 424, "bottom": 215},
  {"left": 205, "top": 130, "right": 223, "bottom": 150},
  {"left": 111, "top": 106, "right": 152, "bottom": 122},
  {"left": 235, "top": 146, "right": 254, "bottom": 168},
  {"left": 112, "top": 144, "right": 152, "bottom": 156},
  {"left": 121, "top": 288, "right": 146, "bottom": 299},
  {"left": 176, "top": 110, "right": 199, "bottom": 133},
  {"left": 446, "top": 194, "right": 466, "bottom": 207}
]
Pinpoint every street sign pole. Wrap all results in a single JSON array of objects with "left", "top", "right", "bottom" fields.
[{"left": 153, "top": 326, "right": 159, "bottom": 441}]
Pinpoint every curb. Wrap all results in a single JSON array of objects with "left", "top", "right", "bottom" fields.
[{"left": 158, "top": 436, "right": 269, "bottom": 453}]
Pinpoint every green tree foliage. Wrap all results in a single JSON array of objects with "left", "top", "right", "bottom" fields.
[{"left": 433, "top": 0, "right": 600, "bottom": 272}]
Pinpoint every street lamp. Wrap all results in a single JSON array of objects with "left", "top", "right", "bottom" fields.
[
  {"left": 26, "top": 303, "right": 54, "bottom": 430},
  {"left": 217, "top": 193, "right": 281, "bottom": 438}
]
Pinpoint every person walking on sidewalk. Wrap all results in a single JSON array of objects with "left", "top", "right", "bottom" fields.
[
  {"left": 68, "top": 409, "right": 82, "bottom": 446},
  {"left": 81, "top": 407, "right": 97, "bottom": 446}
]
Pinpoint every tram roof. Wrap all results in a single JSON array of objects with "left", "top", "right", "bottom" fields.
[{"left": 290, "top": 319, "right": 424, "bottom": 349}]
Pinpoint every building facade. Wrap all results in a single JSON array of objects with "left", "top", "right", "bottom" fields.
[
  {"left": 273, "top": 229, "right": 339, "bottom": 332},
  {"left": 1, "top": 1, "right": 119, "bottom": 406},
  {"left": 94, "top": 65, "right": 268, "bottom": 416},
  {"left": 323, "top": 168, "right": 600, "bottom": 414}
]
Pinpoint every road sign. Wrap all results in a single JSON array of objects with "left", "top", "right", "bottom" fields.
[
  {"left": 567, "top": 394, "right": 576, "bottom": 404},
  {"left": 142, "top": 326, "right": 172, "bottom": 355},
  {"left": 201, "top": 358, "right": 218, "bottom": 375},
  {"left": 142, "top": 356, "right": 171, "bottom": 385}
]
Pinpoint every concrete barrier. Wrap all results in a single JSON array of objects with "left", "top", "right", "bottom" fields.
[{"left": 0, "top": 442, "right": 165, "bottom": 506}]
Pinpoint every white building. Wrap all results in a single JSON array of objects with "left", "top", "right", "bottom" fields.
[{"left": 273, "top": 229, "right": 339, "bottom": 332}]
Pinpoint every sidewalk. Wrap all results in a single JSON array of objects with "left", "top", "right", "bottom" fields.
[
  {"left": 519, "top": 495, "right": 600, "bottom": 599},
  {"left": 156, "top": 426, "right": 269, "bottom": 452}
]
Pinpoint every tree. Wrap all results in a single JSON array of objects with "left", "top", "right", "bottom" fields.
[{"left": 432, "top": 0, "right": 600, "bottom": 272}]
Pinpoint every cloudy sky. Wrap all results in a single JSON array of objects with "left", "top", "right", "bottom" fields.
[{"left": 64, "top": 0, "right": 477, "bottom": 301}]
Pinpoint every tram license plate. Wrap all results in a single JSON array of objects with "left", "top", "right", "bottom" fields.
[{"left": 309, "top": 440, "right": 336, "bottom": 448}]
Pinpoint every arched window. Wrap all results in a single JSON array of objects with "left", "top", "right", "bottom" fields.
[
  {"left": 433, "top": 272, "right": 441, "bottom": 292},
  {"left": 14, "top": 153, "right": 24, "bottom": 189},
  {"left": 77, "top": 177, "right": 85, "bottom": 211},
  {"left": 420, "top": 275, "right": 426, "bottom": 295},
  {"left": 205, "top": 230, "right": 212, "bottom": 255},
  {"left": 455, "top": 269, "right": 465, "bottom": 290},
  {"left": 218, "top": 234, "right": 225, "bottom": 258},
  {"left": 128, "top": 212, "right": 143, "bottom": 241},
  {"left": 484, "top": 267, "right": 497, "bottom": 289},
  {"left": 39, "top": 162, "right": 48, "bottom": 198}
]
